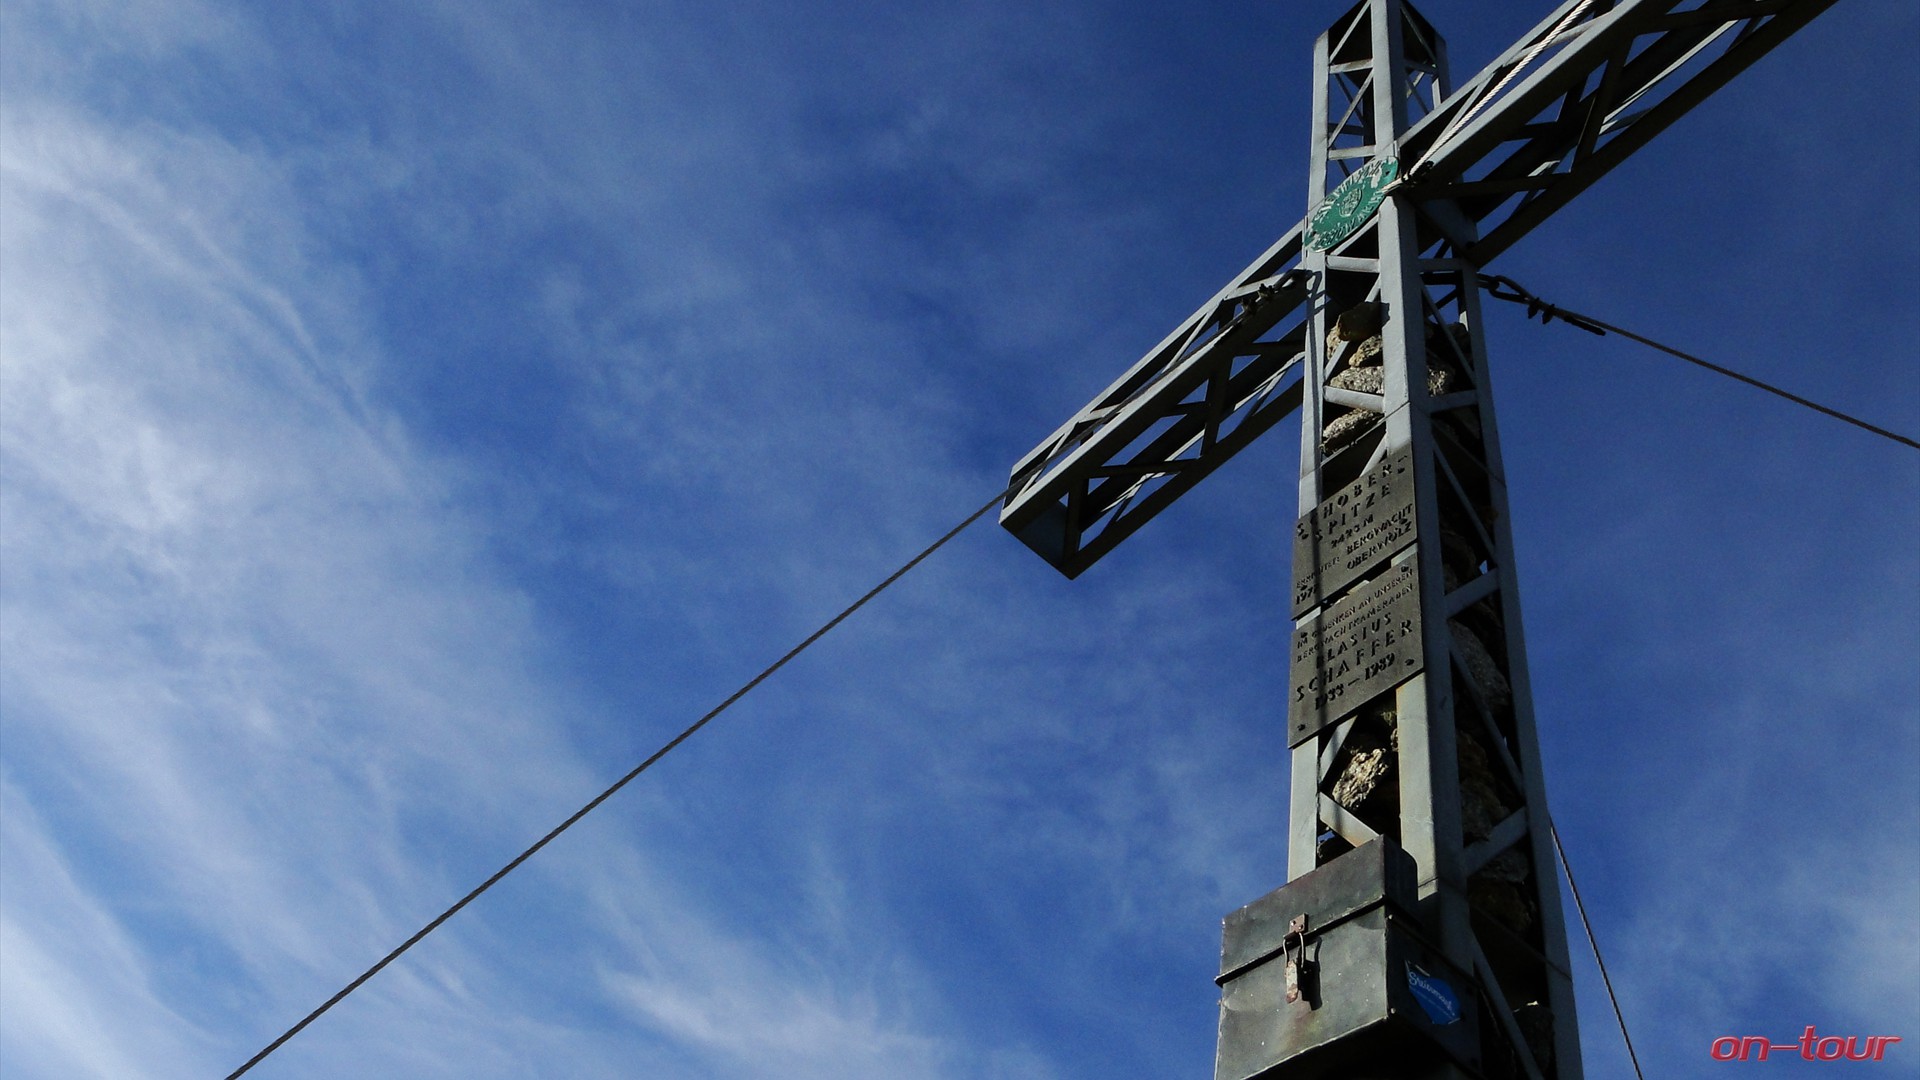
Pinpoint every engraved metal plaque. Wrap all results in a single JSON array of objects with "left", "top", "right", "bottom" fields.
[
  {"left": 1288, "top": 559, "right": 1423, "bottom": 747},
  {"left": 1292, "top": 448, "right": 1416, "bottom": 617}
]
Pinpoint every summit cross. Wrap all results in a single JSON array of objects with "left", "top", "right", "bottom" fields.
[{"left": 998, "top": 2, "right": 1838, "bottom": 1077}]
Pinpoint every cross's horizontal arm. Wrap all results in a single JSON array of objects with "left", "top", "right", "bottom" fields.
[
  {"left": 1398, "top": 0, "right": 1840, "bottom": 265},
  {"left": 1000, "top": 226, "right": 1313, "bottom": 576},
  {"left": 1003, "top": 0, "right": 1835, "bottom": 576}
]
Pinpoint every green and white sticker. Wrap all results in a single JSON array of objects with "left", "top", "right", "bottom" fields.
[{"left": 1304, "top": 155, "right": 1399, "bottom": 253}]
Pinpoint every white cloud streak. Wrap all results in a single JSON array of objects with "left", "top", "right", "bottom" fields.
[
  {"left": 0, "top": 6, "right": 1165, "bottom": 1077},
  {"left": 3, "top": 2, "right": 1912, "bottom": 1078},
  {"left": 0, "top": 62, "right": 1010, "bottom": 1080}
]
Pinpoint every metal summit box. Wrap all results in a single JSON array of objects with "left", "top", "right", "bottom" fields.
[{"left": 1214, "top": 840, "right": 1481, "bottom": 1080}]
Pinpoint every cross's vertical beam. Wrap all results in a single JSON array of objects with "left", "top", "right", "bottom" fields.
[{"left": 1220, "top": 2, "right": 1581, "bottom": 1078}]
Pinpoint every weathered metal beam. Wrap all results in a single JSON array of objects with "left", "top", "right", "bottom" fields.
[
  {"left": 1457, "top": 0, "right": 1838, "bottom": 263},
  {"left": 1396, "top": 0, "right": 1838, "bottom": 262},
  {"left": 1000, "top": 235, "right": 1312, "bottom": 575},
  {"left": 1004, "top": 0, "right": 1833, "bottom": 578}
]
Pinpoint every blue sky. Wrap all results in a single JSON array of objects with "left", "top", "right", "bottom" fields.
[{"left": 2, "top": 1, "right": 1914, "bottom": 1078}]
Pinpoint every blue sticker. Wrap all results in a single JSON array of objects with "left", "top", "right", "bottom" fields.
[{"left": 1406, "top": 962, "right": 1462, "bottom": 1026}]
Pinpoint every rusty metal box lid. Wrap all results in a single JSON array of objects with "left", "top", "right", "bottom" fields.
[{"left": 1219, "top": 839, "right": 1418, "bottom": 982}]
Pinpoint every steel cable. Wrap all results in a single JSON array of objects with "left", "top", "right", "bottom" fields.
[
  {"left": 1552, "top": 823, "right": 1647, "bottom": 1080},
  {"left": 225, "top": 492, "right": 1005, "bottom": 1079},
  {"left": 1480, "top": 274, "right": 1918, "bottom": 451}
]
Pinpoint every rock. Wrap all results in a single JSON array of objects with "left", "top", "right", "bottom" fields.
[
  {"left": 1452, "top": 621, "right": 1512, "bottom": 718},
  {"left": 1458, "top": 733, "right": 1510, "bottom": 841},
  {"left": 1343, "top": 333, "right": 1384, "bottom": 367},
  {"left": 1469, "top": 876, "right": 1534, "bottom": 934},
  {"left": 1330, "top": 717, "right": 1399, "bottom": 813},
  {"left": 1514, "top": 1002, "right": 1556, "bottom": 1072},
  {"left": 1427, "top": 322, "right": 1473, "bottom": 366},
  {"left": 1324, "top": 363, "right": 1456, "bottom": 397},
  {"left": 1431, "top": 411, "right": 1482, "bottom": 450},
  {"left": 1330, "top": 744, "right": 1392, "bottom": 811},
  {"left": 1478, "top": 848, "right": 1531, "bottom": 884},
  {"left": 1440, "top": 528, "right": 1480, "bottom": 583},
  {"left": 1455, "top": 595, "right": 1504, "bottom": 655},
  {"left": 1333, "top": 301, "right": 1385, "bottom": 342},
  {"left": 1328, "top": 364, "right": 1384, "bottom": 394},
  {"left": 1321, "top": 408, "right": 1381, "bottom": 455}
]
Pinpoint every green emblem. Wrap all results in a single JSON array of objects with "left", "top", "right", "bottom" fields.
[{"left": 1304, "top": 155, "right": 1400, "bottom": 253}]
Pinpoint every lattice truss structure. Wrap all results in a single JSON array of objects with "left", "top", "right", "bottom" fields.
[
  {"left": 1003, "top": 1, "right": 1837, "bottom": 1078},
  {"left": 1001, "top": 0, "right": 1835, "bottom": 580},
  {"left": 1290, "top": 4, "right": 1579, "bottom": 1077}
]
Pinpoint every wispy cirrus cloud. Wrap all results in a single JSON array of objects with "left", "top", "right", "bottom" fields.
[
  {"left": 0, "top": 53, "right": 1030, "bottom": 1079},
  {"left": 0, "top": 6, "right": 1244, "bottom": 1077},
  {"left": 6, "top": 2, "right": 1912, "bottom": 1078}
]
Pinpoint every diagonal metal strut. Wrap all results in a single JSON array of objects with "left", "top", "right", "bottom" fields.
[{"left": 1002, "top": 0, "right": 1836, "bottom": 577}]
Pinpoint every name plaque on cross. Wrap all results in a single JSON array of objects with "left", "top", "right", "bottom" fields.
[
  {"left": 1291, "top": 448, "right": 1416, "bottom": 617},
  {"left": 1288, "top": 558, "right": 1424, "bottom": 746}
]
